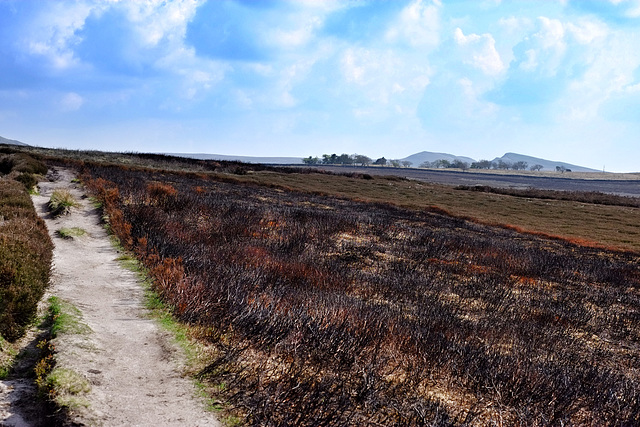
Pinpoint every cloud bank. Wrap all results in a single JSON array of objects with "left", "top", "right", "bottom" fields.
[{"left": 0, "top": 0, "right": 639, "bottom": 171}]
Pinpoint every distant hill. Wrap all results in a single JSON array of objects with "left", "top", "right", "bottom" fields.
[
  {"left": 167, "top": 150, "right": 598, "bottom": 172},
  {"left": 0, "top": 136, "right": 28, "bottom": 146},
  {"left": 400, "top": 151, "right": 476, "bottom": 167},
  {"left": 165, "top": 153, "right": 304, "bottom": 165},
  {"left": 491, "top": 153, "right": 599, "bottom": 172}
]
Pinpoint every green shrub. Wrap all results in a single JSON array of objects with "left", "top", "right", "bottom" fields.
[
  {"left": 48, "top": 189, "right": 79, "bottom": 217},
  {"left": 12, "top": 153, "right": 48, "bottom": 175},
  {"left": 0, "top": 156, "right": 14, "bottom": 174},
  {"left": 0, "top": 180, "right": 53, "bottom": 341},
  {"left": 0, "top": 153, "right": 47, "bottom": 176},
  {"left": 15, "top": 172, "right": 37, "bottom": 190}
]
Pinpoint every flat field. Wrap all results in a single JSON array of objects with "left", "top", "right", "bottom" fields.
[
  {"left": 75, "top": 159, "right": 640, "bottom": 426},
  {"left": 225, "top": 168, "right": 640, "bottom": 253}
]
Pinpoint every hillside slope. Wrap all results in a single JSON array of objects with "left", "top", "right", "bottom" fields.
[
  {"left": 400, "top": 151, "right": 476, "bottom": 166},
  {"left": 0, "top": 136, "right": 28, "bottom": 146},
  {"left": 492, "top": 152, "right": 599, "bottom": 172}
]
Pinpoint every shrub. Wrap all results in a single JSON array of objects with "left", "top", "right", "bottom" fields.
[
  {"left": 0, "top": 153, "right": 47, "bottom": 176},
  {"left": 15, "top": 172, "right": 37, "bottom": 191},
  {"left": 0, "top": 180, "right": 53, "bottom": 341},
  {"left": 48, "top": 189, "right": 79, "bottom": 217}
]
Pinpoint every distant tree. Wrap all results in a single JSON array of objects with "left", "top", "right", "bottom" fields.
[
  {"left": 530, "top": 164, "right": 544, "bottom": 171},
  {"left": 471, "top": 160, "right": 492, "bottom": 169},
  {"left": 337, "top": 153, "right": 353, "bottom": 165},
  {"left": 511, "top": 161, "right": 528, "bottom": 170},
  {"left": 556, "top": 165, "right": 566, "bottom": 173},
  {"left": 302, "top": 156, "right": 319, "bottom": 165},
  {"left": 322, "top": 154, "right": 338, "bottom": 164},
  {"left": 494, "top": 160, "right": 511, "bottom": 170},
  {"left": 390, "top": 160, "right": 401, "bottom": 168},
  {"left": 420, "top": 161, "right": 432, "bottom": 168},
  {"left": 353, "top": 154, "right": 372, "bottom": 166},
  {"left": 374, "top": 157, "right": 388, "bottom": 166},
  {"left": 451, "top": 159, "right": 470, "bottom": 170},
  {"left": 433, "top": 159, "right": 451, "bottom": 168},
  {"left": 402, "top": 161, "right": 413, "bottom": 168}
]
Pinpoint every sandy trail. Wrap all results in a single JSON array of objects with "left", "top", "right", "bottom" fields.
[{"left": 22, "top": 168, "right": 220, "bottom": 426}]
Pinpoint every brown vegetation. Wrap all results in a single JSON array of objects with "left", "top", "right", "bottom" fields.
[
  {"left": 0, "top": 179, "right": 53, "bottom": 341},
  {"left": 79, "top": 162, "right": 640, "bottom": 426},
  {"left": 223, "top": 170, "right": 640, "bottom": 252}
]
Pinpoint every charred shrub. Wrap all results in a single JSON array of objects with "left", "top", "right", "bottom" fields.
[{"left": 80, "top": 163, "right": 640, "bottom": 426}]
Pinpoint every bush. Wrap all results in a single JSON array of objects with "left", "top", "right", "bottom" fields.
[
  {"left": 48, "top": 189, "right": 79, "bottom": 217},
  {"left": 0, "top": 180, "right": 53, "bottom": 341},
  {"left": 0, "top": 153, "right": 47, "bottom": 176},
  {"left": 15, "top": 172, "right": 37, "bottom": 191}
]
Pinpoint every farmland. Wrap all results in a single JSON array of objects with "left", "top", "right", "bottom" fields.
[{"left": 72, "top": 157, "right": 640, "bottom": 425}]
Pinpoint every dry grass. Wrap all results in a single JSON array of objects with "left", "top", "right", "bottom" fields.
[
  {"left": 8, "top": 144, "right": 640, "bottom": 253},
  {"left": 79, "top": 163, "right": 640, "bottom": 425},
  {"left": 221, "top": 171, "right": 640, "bottom": 253},
  {"left": 48, "top": 189, "right": 80, "bottom": 217}
]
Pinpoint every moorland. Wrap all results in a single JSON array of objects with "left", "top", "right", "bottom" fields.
[{"left": 2, "top": 144, "right": 640, "bottom": 425}]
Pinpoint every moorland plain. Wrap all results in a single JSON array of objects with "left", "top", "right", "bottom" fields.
[
  {"left": 3, "top": 145, "right": 640, "bottom": 425},
  {"left": 75, "top": 155, "right": 640, "bottom": 425},
  {"left": 21, "top": 145, "right": 640, "bottom": 252},
  {"left": 227, "top": 168, "right": 640, "bottom": 253}
]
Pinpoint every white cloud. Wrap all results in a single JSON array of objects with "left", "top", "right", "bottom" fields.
[
  {"left": 560, "top": 31, "right": 640, "bottom": 120},
  {"left": 535, "top": 17, "right": 566, "bottom": 50},
  {"left": 22, "top": 1, "right": 94, "bottom": 69},
  {"left": 118, "top": 0, "right": 203, "bottom": 47},
  {"left": 268, "top": 16, "right": 322, "bottom": 48},
  {"left": 520, "top": 49, "right": 538, "bottom": 70},
  {"left": 338, "top": 45, "right": 432, "bottom": 116},
  {"left": 341, "top": 48, "right": 373, "bottom": 85},
  {"left": 511, "top": 17, "right": 567, "bottom": 77},
  {"left": 60, "top": 92, "right": 84, "bottom": 111},
  {"left": 607, "top": 0, "right": 640, "bottom": 17},
  {"left": 566, "top": 20, "right": 608, "bottom": 44},
  {"left": 454, "top": 28, "right": 504, "bottom": 76},
  {"left": 385, "top": 0, "right": 441, "bottom": 48}
]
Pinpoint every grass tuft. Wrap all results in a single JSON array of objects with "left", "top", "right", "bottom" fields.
[
  {"left": 56, "top": 227, "right": 87, "bottom": 239},
  {"left": 0, "top": 334, "right": 18, "bottom": 379},
  {"left": 48, "top": 296, "right": 92, "bottom": 337},
  {"left": 48, "top": 189, "right": 80, "bottom": 217},
  {"left": 36, "top": 297, "right": 92, "bottom": 414}
]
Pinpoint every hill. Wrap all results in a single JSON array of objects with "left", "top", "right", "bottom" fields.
[
  {"left": 400, "top": 151, "right": 476, "bottom": 167},
  {"left": 0, "top": 136, "right": 28, "bottom": 146},
  {"left": 492, "top": 152, "right": 599, "bottom": 172},
  {"left": 166, "top": 150, "right": 597, "bottom": 172}
]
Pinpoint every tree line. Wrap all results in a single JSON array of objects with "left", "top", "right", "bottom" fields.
[
  {"left": 303, "top": 154, "right": 412, "bottom": 168},
  {"left": 302, "top": 153, "right": 552, "bottom": 172},
  {"left": 304, "top": 154, "right": 564, "bottom": 172}
]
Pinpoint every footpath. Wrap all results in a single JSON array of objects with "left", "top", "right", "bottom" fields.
[{"left": 1, "top": 168, "right": 219, "bottom": 426}]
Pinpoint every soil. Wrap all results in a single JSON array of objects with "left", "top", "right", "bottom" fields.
[{"left": 2, "top": 168, "right": 220, "bottom": 426}]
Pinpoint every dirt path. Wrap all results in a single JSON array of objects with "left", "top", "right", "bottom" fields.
[{"left": 21, "top": 168, "right": 220, "bottom": 426}]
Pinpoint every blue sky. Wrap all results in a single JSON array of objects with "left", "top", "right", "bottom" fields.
[{"left": 1, "top": 0, "right": 639, "bottom": 171}]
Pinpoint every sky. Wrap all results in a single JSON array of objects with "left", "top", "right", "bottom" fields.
[{"left": 1, "top": 0, "right": 639, "bottom": 172}]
